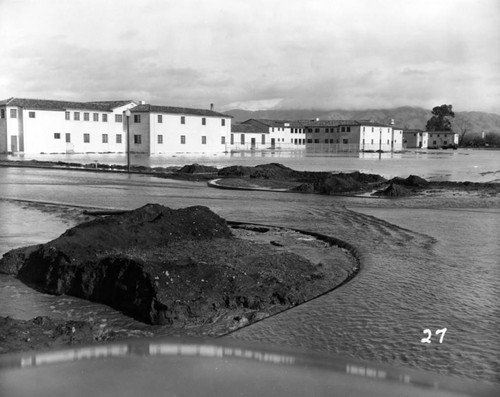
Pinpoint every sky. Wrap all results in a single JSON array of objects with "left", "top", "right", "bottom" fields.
[{"left": 0, "top": 0, "right": 499, "bottom": 113}]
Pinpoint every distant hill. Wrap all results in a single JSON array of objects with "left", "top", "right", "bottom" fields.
[{"left": 225, "top": 107, "right": 500, "bottom": 133}]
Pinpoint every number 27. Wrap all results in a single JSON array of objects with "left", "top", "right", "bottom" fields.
[{"left": 421, "top": 328, "right": 447, "bottom": 344}]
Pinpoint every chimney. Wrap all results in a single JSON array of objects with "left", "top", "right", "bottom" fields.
[
  {"left": 390, "top": 119, "right": 395, "bottom": 125},
  {"left": 139, "top": 100, "right": 146, "bottom": 105},
  {"left": 210, "top": 103, "right": 214, "bottom": 111}
]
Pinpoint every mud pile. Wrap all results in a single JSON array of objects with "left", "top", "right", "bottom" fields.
[{"left": 0, "top": 204, "right": 337, "bottom": 334}]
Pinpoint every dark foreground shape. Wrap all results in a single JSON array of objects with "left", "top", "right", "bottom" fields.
[{"left": 0, "top": 204, "right": 349, "bottom": 334}]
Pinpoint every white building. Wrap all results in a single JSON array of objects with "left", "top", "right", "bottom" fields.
[
  {"left": 127, "top": 104, "right": 231, "bottom": 154},
  {"left": 403, "top": 129, "right": 458, "bottom": 149},
  {"left": 0, "top": 98, "right": 137, "bottom": 154},
  {"left": 304, "top": 120, "right": 404, "bottom": 152},
  {"left": 240, "top": 119, "right": 306, "bottom": 149},
  {"left": 0, "top": 98, "right": 232, "bottom": 155}
]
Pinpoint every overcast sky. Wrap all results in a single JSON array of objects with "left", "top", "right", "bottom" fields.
[{"left": 0, "top": 0, "right": 499, "bottom": 112}]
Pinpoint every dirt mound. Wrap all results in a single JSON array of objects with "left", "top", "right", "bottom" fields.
[
  {"left": 391, "top": 175, "right": 429, "bottom": 188},
  {"left": 177, "top": 164, "right": 218, "bottom": 174},
  {"left": 218, "top": 165, "right": 255, "bottom": 177},
  {"left": 0, "top": 205, "right": 348, "bottom": 333},
  {"left": 373, "top": 183, "right": 413, "bottom": 197}
]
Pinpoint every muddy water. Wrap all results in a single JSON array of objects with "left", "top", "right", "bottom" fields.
[{"left": 0, "top": 167, "right": 498, "bottom": 384}]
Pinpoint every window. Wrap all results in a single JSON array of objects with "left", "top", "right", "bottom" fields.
[
  {"left": 372, "top": 128, "right": 374, "bottom": 132},
  {"left": 262, "top": 134, "right": 266, "bottom": 144},
  {"left": 115, "top": 114, "right": 123, "bottom": 123},
  {"left": 10, "top": 109, "right": 17, "bottom": 118},
  {"left": 181, "top": 116, "right": 185, "bottom": 124},
  {"left": 324, "top": 139, "right": 329, "bottom": 143},
  {"left": 158, "top": 135, "right": 163, "bottom": 144},
  {"left": 84, "top": 133, "right": 90, "bottom": 143},
  {"left": 134, "top": 135, "right": 141, "bottom": 144},
  {"left": 346, "top": 127, "right": 351, "bottom": 132},
  {"left": 371, "top": 139, "right": 374, "bottom": 144},
  {"left": 181, "top": 135, "right": 186, "bottom": 144},
  {"left": 202, "top": 136, "right": 207, "bottom": 144},
  {"left": 202, "top": 117, "right": 206, "bottom": 125},
  {"left": 363, "top": 127, "right": 365, "bottom": 132},
  {"left": 134, "top": 114, "right": 141, "bottom": 123},
  {"left": 116, "top": 134, "right": 122, "bottom": 144},
  {"left": 65, "top": 111, "right": 70, "bottom": 120},
  {"left": 307, "top": 139, "right": 312, "bottom": 144},
  {"left": 314, "top": 139, "right": 319, "bottom": 143},
  {"left": 1, "top": 109, "right": 5, "bottom": 118},
  {"left": 240, "top": 134, "right": 245, "bottom": 144},
  {"left": 230, "top": 134, "right": 234, "bottom": 145},
  {"left": 66, "top": 133, "right": 71, "bottom": 143},
  {"left": 54, "top": 133, "right": 61, "bottom": 139},
  {"left": 158, "top": 115, "right": 163, "bottom": 123},
  {"left": 221, "top": 136, "right": 226, "bottom": 144},
  {"left": 341, "top": 127, "right": 345, "bottom": 132},
  {"left": 93, "top": 113, "right": 99, "bottom": 122},
  {"left": 74, "top": 112, "right": 80, "bottom": 121},
  {"left": 315, "top": 128, "right": 319, "bottom": 133},
  {"left": 221, "top": 119, "right": 225, "bottom": 126},
  {"left": 343, "top": 139, "right": 349, "bottom": 144},
  {"left": 387, "top": 139, "right": 390, "bottom": 144},
  {"left": 29, "top": 111, "right": 35, "bottom": 118},
  {"left": 84, "top": 112, "right": 90, "bottom": 121},
  {"left": 102, "top": 114, "right": 108, "bottom": 122},
  {"left": 102, "top": 134, "right": 108, "bottom": 143}
]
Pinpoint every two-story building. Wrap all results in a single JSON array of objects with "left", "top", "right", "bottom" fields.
[
  {"left": 127, "top": 104, "right": 231, "bottom": 154},
  {"left": 240, "top": 119, "right": 306, "bottom": 150},
  {"left": 304, "top": 120, "right": 403, "bottom": 152},
  {"left": 0, "top": 98, "right": 137, "bottom": 154}
]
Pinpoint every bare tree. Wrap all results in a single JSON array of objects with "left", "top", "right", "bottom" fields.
[{"left": 452, "top": 115, "right": 473, "bottom": 145}]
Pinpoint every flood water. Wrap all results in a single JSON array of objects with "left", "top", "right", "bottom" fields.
[{"left": 0, "top": 150, "right": 499, "bottom": 385}]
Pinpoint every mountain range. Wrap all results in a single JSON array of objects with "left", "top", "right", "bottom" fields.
[{"left": 224, "top": 106, "right": 500, "bottom": 134}]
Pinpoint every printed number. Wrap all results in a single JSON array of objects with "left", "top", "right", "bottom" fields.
[{"left": 421, "top": 328, "right": 447, "bottom": 344}]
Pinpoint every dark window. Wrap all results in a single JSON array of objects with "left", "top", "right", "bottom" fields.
[
  {"left": 314, "top": 139, "right": 319, "bottom": 143},
  {"left": 307, "top": 139, "right": 312, "bottom": 143},
  {"left": 74, "top": 112, "right": 80, "bottom": 121},
  {"left": 230, "top": 134, "right": 234, "bottom": 145},
  {"left": 262, "top": 134, "right": 266, "bottom": 144},
  {"left": 134, "top": 115, "right": 141, "bottom": 123},
  {"left": 346, "top": 127, "right": 351, "bottom": 132},
  {"left": 65, "top": 133, "right": 71, "bottom": 143},
  {"left": 158, "top": 135, "right": 163, "bottom": 144},
  {"left": 102, "top": 114, "right": 108, "bottom": 122},
  {"left": 324, "top": 139, "right": 329, "bottom": 143},
  {"left": 341, "top": 127, "right": 345, "bottom": 132},
  {"left": 102, "top": 134, "right": 108, "bottom": 143},
  {"left": 93, "top": 113, "right": 99, "bottom": 121},
  {"left": 221, "top": 136, "right": 226, "bottom": 144},
  {"left": 343, "top": 139, "right": 349, "bottom": 144},
  {"left": 221, "top": 119, "right": 225, "bottom": 126},
  {"left": 65, "top": 111, "right": 70, "bottom": 120},
  {"left": 134, "top": 135, "right": 142, "bottom": 144},
  {"left": 181, "top": 116, "right": 185, "bottom": 124},
  {"left": 83, "top": 133, "right": 90, "bottom": 143},
  {"left": 181, "top": 135, "right": 186, "bottom": 144},
  {"left": 115, "top": 114, "right": 123, "bottom": 123},
  {"left": 84, "top": 112, "right": 89, "bottom": 121},
  {"left": 202, "top": 136, "right": 207, "bottom": 144},
  {"left": 29, "top": 111, "right": 35, "bottom": 118},
  {"left": 202, "top": 117, "right": 206, "bottom": 125},
  {"left": 116, "top": 134, "right": 122, "bottom": 144},
  {"left": 315, "top": 128, "right": 319, "bottom": 133},
  {"left": 240, "top": 134, "right": 245, "bottom": 144},
  {"left": 10, "top": 109, "right": 17, "bottom": 118},
  {"left": 54, "top": 133, "right": 61, "bottom": 139},
  {"left": 0, "top": 109, "right": 5, "bottom": 118},
  {"left": 158, "top": 115, "right": 163, "bottom": 123}
]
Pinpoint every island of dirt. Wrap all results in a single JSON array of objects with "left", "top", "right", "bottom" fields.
[{"left": 0, "top": 204, "right": 358, "bottom": 353}]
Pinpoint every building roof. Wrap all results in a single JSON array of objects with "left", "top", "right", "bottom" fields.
[
  {"left": 303, "top": 119, "right": 394, "bottom": 128},
  {"left": 231, "top": 123, "right": 268, "bottom": 134},
  {"left": 130, "top": 104, "right": 230, "bottom": 118},
  {"left": 0, "top": 97, "right": 135, "bottom": 112}
]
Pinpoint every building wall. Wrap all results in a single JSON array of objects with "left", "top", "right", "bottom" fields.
[
  {"left": 427, "top": 132, "right": 458, "bottom": 148},
  {"left": 131, "top": 112, "right": 231, "bottom": 154},
  {"left": 403, "top": 132, "right": 428, "bottom": 148},
  {"left": 0, "top": 103, "right": 137, "bottom": 154},
  {"left": 226, "top": 132, "right": 269, "bottom": 151}
]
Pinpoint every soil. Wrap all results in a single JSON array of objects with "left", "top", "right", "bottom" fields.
[{"left": 0, "top": 204, "right": 359, "bottom": 352}]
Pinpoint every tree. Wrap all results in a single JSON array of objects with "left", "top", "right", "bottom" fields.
[
  {"left": 425, "top": 104, "right": 455, "bottom": 131},
  {"left": 452, "top": 114, "right": 473, "bottom": 145}
]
